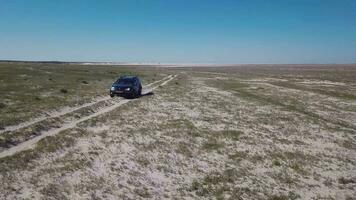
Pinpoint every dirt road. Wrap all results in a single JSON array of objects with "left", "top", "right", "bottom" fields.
[{"left": 0, "top": 75, "right": 176, "bottom": 158}]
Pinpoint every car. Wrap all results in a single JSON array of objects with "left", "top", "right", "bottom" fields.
[{"left": 110, "top": 75, "right": 142, "bottom": 98}]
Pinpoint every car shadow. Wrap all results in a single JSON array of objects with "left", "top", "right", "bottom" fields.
[
  {"left": 140, "top": 91, "right": 154, "bottom": 97},
  {"left": 121, "top": 91, "right": 154, "bottom": 99}
]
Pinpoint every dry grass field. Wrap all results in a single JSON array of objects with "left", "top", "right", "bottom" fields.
[{"left": 0, "top": 62, "right": 355, "bottom": 199}]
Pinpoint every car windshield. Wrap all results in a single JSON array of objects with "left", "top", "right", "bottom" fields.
[{"left": 116, "top": 78, "right": 134, "bottom": 85}]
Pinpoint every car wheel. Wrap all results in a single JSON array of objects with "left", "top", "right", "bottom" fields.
[
  {"left": 110, "top": 93, "right": 115, "bottom": 98},
  {"left": 128, "top": 93, "right": 135, "bottom": 99}
]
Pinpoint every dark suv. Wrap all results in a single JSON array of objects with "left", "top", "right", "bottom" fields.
[{"left": 110, "top": 76, "right": 142, "bottom": 98}]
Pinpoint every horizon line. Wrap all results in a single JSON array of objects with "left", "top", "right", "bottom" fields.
[{"left": 0, "top": 59, "right": 355, "bottom": 66}]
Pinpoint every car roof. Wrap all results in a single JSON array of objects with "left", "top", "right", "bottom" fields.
[{"left": 120, "top": 75, "right": 137, "bottom": 79}]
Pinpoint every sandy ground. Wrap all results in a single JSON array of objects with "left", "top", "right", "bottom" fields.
[{"left": 0, "top": 66, "right": 355, "bottom": 200}]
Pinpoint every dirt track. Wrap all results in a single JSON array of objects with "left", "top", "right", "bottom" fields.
[
  {"left": 0, "top": 75, "right": 176, "bottom": 158},
  {"left": 0, "top": 75, "right": 173, "bottom": 134}
]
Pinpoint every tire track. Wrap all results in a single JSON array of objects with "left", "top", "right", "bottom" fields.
[
  {"left": 0, "top": 75, "right": 177, "bottom": 158},
  {"left": 0, "top": 75, "right": 173, "bottom": 134}
]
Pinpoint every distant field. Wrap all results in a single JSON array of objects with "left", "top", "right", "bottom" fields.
[
  {"left": 0, "top": 63, "right": 355, "bottom": 199},
  {"left": 0, "top": 63, "right": 166, "bottom": 128}
]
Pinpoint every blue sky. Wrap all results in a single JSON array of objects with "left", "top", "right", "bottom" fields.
[{"left": 0, "top": 0, "right": 355, "bottom": 63}]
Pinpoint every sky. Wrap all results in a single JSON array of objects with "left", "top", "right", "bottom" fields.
[{"left": 0, "top": 0, "right": 355, "bottom": 64}]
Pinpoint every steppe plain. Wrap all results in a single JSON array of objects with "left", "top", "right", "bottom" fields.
[{"left": 0, "top": 62, "right": 355, "bottom": 199}]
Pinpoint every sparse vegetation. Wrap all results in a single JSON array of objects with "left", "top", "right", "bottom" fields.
[
  {"left": 268, "top": 192, "right": 300, "bottom": 200},
  {"left": 273, "top": 160, "right": 281, "bottom": 166},
  {"left": 202, "top": 137, "right": 223, "bottom": 151},
  {"left": 0, "top": 62, "right": 166, "bottom": 127},
  {"left": 189, "top": 168, "right": 248, "bottom": 198},
  {"left": 60, "top": 88, "right": 68, "bottom": 93},
  {"left": 0, "top": 63, "right": 355, "bottom": 199},
  {"left": 338, "top": 177, "right": 356, "bottom": 184},
  {"left": 0, "top": 102, "right": 6, "bottom": 109}
]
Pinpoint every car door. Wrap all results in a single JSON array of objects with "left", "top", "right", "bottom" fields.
[
  {"left": 134, "top": 78, "right": 139, "bottom": 92},
  {"left": 137, "top": 78, "right": 142, "bottom": 88}
]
